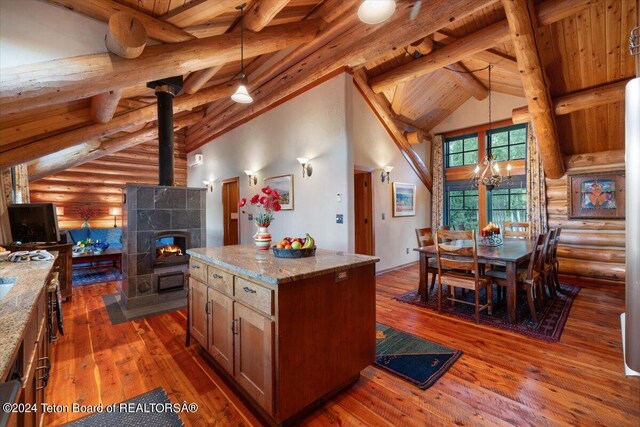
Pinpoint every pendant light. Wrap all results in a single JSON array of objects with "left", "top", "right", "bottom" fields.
[
  {"left": 357, "top": 0, "right": 396, "bottom": 25},
  {"left": 231, "top": 3, "right": 253, "bottom": 104}
]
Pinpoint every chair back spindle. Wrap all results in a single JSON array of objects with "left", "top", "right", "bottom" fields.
[{"left": 504, "top": 221, "right": 531, "bottom": 239}]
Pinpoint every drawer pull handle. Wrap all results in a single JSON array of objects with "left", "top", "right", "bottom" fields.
[
  {"left": 243, "top": 287, "right": 256, "bottom": 294},
  {"left": 211, "top": 273, "right": 223, "bottom": 279},
  {"left": 191, "top": 264, "right": 200, "bottom": 269},
  {"left": 231, "top": 319, "right": 239, "bottom": 335}
]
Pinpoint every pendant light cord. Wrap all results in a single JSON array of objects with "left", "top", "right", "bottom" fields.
[{"left": 240, "top": 5, "right": 245, "bottom": 78}]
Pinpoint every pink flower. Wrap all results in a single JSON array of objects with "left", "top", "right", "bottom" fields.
[
  {"left": 262, "top": 187, "right": 272, "bottom": 195},
  {"left": 273, "top": 202, "right": 282, "bottom": 212},
  {"left": 250, "top": 194, "right": 260, "bottom": 204},
  {"left": 238, "top": 198, "right": 247, "bottom": 207},
  {"left": 260, "top": 196, "right": 268, "bottom": 205},
  {"left": 271, "top": 190, "right": 280, "bottom": 200}
]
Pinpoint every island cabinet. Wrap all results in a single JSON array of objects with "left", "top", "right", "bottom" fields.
[{"left": 186, "top": 246, "right": 379, "bottom": 426}]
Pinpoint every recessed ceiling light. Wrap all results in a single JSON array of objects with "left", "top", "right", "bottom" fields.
[{"left": 357, "top": 0, "right": 396, "bottom": 25}]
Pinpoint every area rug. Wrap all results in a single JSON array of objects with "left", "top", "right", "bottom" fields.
[
  {"left": 394, "top": 284, "right": 580, "bottom": 342},
  {"left": 102, "top": 293, "right": 186, "bottom": 325},
  {"left": 73, "top": 266, "right": 122, "bottom": 286},
  {"left": 375, "top": 323, "right": 462, "bottom": 390},
  {"left": 65, "top": 387, "right": 184, "bottom": 426}
]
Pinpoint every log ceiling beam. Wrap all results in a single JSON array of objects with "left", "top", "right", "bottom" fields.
[
  {"left": 160, "top": 0, "right": 237, "bottom": 28},
  {"left": 46, "top": 0, "right": 195, "bottom": 43},
  {"left": 370, "top": 0, "right": 596, "bottom": 94},
  {"left": 0, "top": 19, "right": 321, "bottom": 115},
  {"left": 186, "top": 0, "right": 497, "bottom": 150},
  {"left": 352, "top": 70, "right": 432, "bottom": 191},
  {"left": 512, "top": 78, "right": 631, "bottom": 123},
  {"left": 28, "top": 112, "right": 203, "bottom": 181},
  {"left": 0, "top": 84, "right": 235, "bottom": 170},
  {"left": 502, "top": 0, "right": 564, "bottom": 179},
  {"left": 443, "top": 62, "right": 489, "bottom": 100},
  {"left": 90, "top": 89, "right": 124, "bottom": 124}
]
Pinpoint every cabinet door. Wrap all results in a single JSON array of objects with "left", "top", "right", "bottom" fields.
[
  {"left": 188, "top": 278, "right": 207, "bottom": 347},
  {"left": 207, "top": 288, "right": 234, "bottom": 374},
  {"left": 234, "top": 303, "right": 274, "bottom": 414}
]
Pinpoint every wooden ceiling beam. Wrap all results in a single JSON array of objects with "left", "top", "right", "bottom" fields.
[
  {"left": 90, "top": 89, "right": 124, "bottom": 124},
  {"left": 0, "top": 19, "right": 321, "bottom": 115},
  {"left": 434, "top": 30, "right": 519, "bottom": 74},
  {"left": 161, "top": 0, "right": 237, "bottom": 28},
  {"left": 370, "top": 0, "right": 595, "bottom": 93},
  {"left": 352, "top": 70, "right": 432, "bottom": 191},
  {"left": 0, "top": 84, "right": 234, "bottom": 170},
  {"left": 46, "top": 0, "right": 195, "bottom": 43},
  {"left": 512, "top": 78, "right": 631, "bottom": 123},
  {"left": 502, "top": 0, "right": 563, "bottom": 179},
  {"left": 187, "top": 0, "right": 496, "bottom": 149},
  {"left": 443, "top": 62, "right": 489, "bottom": 100}
]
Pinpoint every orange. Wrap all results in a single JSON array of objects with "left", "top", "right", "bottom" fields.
[
  {"left": 276, "top": 242, "right": 284, "bottom": 249},
  {"left": 285, "top": 244, "right": 292, "bottom": 250}
]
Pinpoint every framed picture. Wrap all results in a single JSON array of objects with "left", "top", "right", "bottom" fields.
[
  {"left": 568, "top": 171, "right": 625, "bottom": 219},
  {"left": 392, "top": 182, "right": 416, "bottom": 217},
  {"left": 265, "top": 174, "right": 294, "bottom": 210}
]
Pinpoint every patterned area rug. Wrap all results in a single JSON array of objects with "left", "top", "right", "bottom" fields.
[
  {"left": 66, "top": 387, "right": 184, "bottom": 426},
  {"left": 395, "top": 284, "right": 580, "bottom": 342},
  {"left": 375, "top": 323, "right": 462, "bottom": 390},
  {"left": 73, "top": 266, "right": 122, "bottom": 286}
]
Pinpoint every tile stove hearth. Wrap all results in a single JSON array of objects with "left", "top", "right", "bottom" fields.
[{"left": 120, "top": 185, "right": 206, "bottom": 309}]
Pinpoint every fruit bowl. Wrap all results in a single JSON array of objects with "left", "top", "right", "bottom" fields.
[{"left": 272, "top": 246, "right": 317, "bottom": 258}]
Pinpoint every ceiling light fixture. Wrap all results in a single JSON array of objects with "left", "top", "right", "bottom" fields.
[
  {"left": 357, "top": 0, "right": 396, "bottom": 25},
  {"left": 231, "top": 3, "right": 253, "bottom": 104}
]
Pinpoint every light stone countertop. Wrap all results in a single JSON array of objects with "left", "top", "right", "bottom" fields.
[
  {"left": 187, "top": 245, "right": 379, "bottom": 285},
  {"left": 0, "top": 258, "right": 55, "bottom": 379}
]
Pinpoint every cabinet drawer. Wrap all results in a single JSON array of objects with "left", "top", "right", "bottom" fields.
[
  {"left": 189, "top": 259, "right": 206, "bottom": 282},
  {"left": 235, "top": 277, "right": 273, "bottom": 316},
  {"left": 207, "top": 266, "right": 234, "bottom": 295}
]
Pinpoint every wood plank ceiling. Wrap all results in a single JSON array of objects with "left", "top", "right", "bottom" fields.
[{"left": 0, "top": 0, "right": 637, "bottom": 183}]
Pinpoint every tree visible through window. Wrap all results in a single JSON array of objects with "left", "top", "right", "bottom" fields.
[
  {"left": 446, "top": 188, "right": 479, "bottom": 230},
  {"left": 487, "top": 125, "right": 527, "bottom": 161},
  {"left": 489, "top": 186, "right": 527, "bottom": 226},
  {"left": 445, "top": 134, "right": 478, "bottom": 168}
]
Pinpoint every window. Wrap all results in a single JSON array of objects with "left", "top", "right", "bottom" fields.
[
  {"left": 489, "top": 181, "right": 527, "bottom": 226},
  {"left": 445, "top": 182, "right": 479, "bottom": 230},
  {"left": 445, "top": 133, "right": 478, "bottom": 168},
  {"left": 487, "top": 124, "right": 527, "bottom": 161}
]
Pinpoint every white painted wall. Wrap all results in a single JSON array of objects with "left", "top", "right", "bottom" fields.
[
  {"left": 430, "top": 92, "right": 527, "bottom": 135},
  {"left": 188, "top": 74, "right": 352, "bottom": 252},
  {"left": 0, "top": 0, "right": 108, "bottom": 68},
  {"left": 347, "top": 75, "right": 431, "bottom": 271}
]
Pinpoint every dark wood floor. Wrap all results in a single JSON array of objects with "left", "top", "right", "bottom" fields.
[{"left": 46, "top": 264, "right": 639, "bottom": 426}]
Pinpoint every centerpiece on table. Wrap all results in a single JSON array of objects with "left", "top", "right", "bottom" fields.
[
  {"left": 480, "top": 222, "right": 502, "bottom": 247},
  {"left": 78, "top": 207, "right": 98, "bottom": 229},
  {"left": 239, "top": 186, "right": 282, "bottom": 250}
]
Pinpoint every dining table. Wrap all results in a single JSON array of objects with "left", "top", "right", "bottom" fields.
[{"left": 414, "top": 238, "right": 537, "bottom": 323}]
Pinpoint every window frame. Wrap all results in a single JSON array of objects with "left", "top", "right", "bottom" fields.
[
  {"left": 487, "top": 176, "right": 527, "bottom": 224},
  {"left": 444, "top": 132, "right": 479, "bottom": 168},
  {"left": 486, "top": 123, "right": 528, "bottom": 162},
  {"left": 444, "top": 180, "right": 479, "bottom": 229}
]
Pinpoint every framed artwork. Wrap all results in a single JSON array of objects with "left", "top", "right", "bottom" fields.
[
  {"left": 392, "top": 182, "right": 416, "bottom": 217},
  {"left": 568, "top": 171, "right": 625, "bottom": 219},
  {"left": 265, "top": 174, "right": 294, "bottom": 210}
]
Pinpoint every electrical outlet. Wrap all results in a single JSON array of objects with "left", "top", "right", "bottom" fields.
[
  {"left": 336, "top": 214, "right": 344, "bottom": 224},
  {"left": 406, "top": 248, "right": 409, "bottom": 254},
  {"left": 248, "top": 214, "right": 253, "bottom": 220},
  {"left": 382, "top": 213, "right": 386, "bottom": 220}
]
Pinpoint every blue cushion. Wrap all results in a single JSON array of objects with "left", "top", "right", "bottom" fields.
[
  {"left": 106, "top": 228, "right": 122, "bottom": 245},
  {"left": 68, "top": 228, "right": 89, "bottom": 243},
  {"left": 108, "top": 243, "right": 123, "bottom": 250},
  {"left": 89, "top": 228, "right": 108, "bottom": 243}
]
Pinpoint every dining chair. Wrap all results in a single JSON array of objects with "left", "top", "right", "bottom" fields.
[
  {"left": 452, "top": 223, "right": 466, "bottom": 231},
  {"left": 503, "top": 221, "right": 531, "bottom": 239},
  {"left": 434, "top": 229, "right": 492, "bottom": 323},
  {"left": 550, "top": 228, "right": 562, "bottom": 294},
  {"left": 415, "top": 228, "right": 438, "bottom": 294},
  {"left": 487, "top": 233, "right": 546, "bottom": 322},
  {"left": 540, "top": 229, "right": 557, "bottom": 298}
]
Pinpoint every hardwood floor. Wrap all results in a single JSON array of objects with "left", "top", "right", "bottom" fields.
[{"left": 45, "top": 264, "right": 639, "bottom": 426}]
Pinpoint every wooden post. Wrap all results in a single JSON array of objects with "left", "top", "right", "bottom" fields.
[
  {"left": 89, "top": 89, "right": 124, "bottom": 124},
  {"left": 502, "top": 0, "right": 564, "bottom": 179}
]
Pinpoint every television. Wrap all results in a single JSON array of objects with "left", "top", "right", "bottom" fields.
[{"left": 8, "top": 203, "right": 60, "bottom": 244}]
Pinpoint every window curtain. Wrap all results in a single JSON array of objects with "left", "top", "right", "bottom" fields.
[
  {"left": 526, "top": 123, "right": 547, "bottom": 236},
  {"left": 431, "top": 134, "right": 444, "bottom": 229}
]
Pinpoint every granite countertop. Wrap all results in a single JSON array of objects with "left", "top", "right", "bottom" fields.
[
  {"left": 187, "top": 245, "right": 379, "bottom": 285},
  {"left": 0, "top": 258, "right": 55, "bottom": 379}
]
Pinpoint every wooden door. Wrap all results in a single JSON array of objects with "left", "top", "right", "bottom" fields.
[
  {"left": 188, "top": 278, "right": 207, "bottom": 347},
  {"left": 222, "top": 178, "right": 240, "bottom": 246},
  {"left": 234, "top": 303, "right": 274, "bottom": 413},
  {"left": 354, "top": 171, "right": 374, "bottom": 255},
  {"left": 207, "top": 288, "right": 234, "bottom": 374}
]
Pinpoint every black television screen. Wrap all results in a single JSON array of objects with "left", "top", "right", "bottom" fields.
[{"left": 8, "top": 203, "right": 60, "bottom": 244}]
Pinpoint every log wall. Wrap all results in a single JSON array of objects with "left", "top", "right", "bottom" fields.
[
  {"left": 29, "top": 130, "right": 188, "bottom": 229},
  {"left": 546, "top": 150, "right": 625, "bottom": 283}
]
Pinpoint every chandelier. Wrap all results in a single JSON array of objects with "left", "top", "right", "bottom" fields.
[{"left": 472, "top": 64, "right": 512, "bottom": 191}]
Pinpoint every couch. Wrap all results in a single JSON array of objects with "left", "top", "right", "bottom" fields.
[{"left": 65, "top": 227, "right": 123, "bottom": 250}]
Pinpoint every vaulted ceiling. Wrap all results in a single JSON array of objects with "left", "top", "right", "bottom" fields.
[{"left": 0, "top": 0, "right": 637, "bottom": 183}]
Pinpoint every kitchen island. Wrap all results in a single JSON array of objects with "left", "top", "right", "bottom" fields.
[{"left": 186, "top": 245, "right": 379, "bottom": 426}]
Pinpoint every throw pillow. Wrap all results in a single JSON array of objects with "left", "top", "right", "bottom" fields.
[
  {"left": 106, "top": 228, "right": 123, "bottom": 244},
  {"left": 68, "top": 228, "right": 89, "bottom": 244},
  {"left": 89, "top": 228, "right": 108, "bottom": 243}
]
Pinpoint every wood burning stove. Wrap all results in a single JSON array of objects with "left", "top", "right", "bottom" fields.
[{"left": 150, "top": 231, "right": 190, "bottom": 268}]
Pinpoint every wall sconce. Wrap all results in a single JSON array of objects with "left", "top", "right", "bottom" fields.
[
  {"left": 297, "top": 157, "right": 313, "bottom": 178},
  {"left": 244, "top": 170, "right": 257, "bottom": 186},
  {"left": 203, "top": 180, "right": 214, "bottom": 192},
  {"left": 381, "top": 166, "right": 393, "bottom": 183},
  {"left": 109, "top": 206, "right": 122, "bottom": 228}
]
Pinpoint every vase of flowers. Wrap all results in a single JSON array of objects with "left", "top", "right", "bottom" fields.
[
  {"left": 239, "top": 186, "right": 282, "bottom": 250},
  {"left": 78, "top": 207, "right": 98, "bottom": 229}
]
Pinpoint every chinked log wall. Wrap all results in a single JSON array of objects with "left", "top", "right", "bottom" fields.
[
  {"left": 546, "top": 149, "right": 625, "bottom": 283},
  {"left": 28, "top": 130, "right": 188, "bottom": 229}
]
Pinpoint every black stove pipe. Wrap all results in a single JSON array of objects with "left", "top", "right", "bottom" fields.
[{"left": 155, "top": 85, "right": 175, "bottom": 186}]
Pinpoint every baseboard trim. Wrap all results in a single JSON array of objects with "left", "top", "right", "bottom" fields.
[{"left": 376, "top": 261, "right": 419, "bottom": 276}]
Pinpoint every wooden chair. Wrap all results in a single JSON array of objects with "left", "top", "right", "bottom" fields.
[
  {"left": 434, "top": 229, "right": 492, "bottom": 323},
  {"left": 452, "top": 223, "right": 465, "bottom": 231},
  {"left": 550, "top": 228, "right": 562, "bottom": 293},
  {"left": 540, "top": 229, "right": 557, "bottom": 299},
  {"left": 487, "top": 233, "right": 547, "bottom": 322},
  {"left": 503, "top": 221, "right": 531, "bottom": 239},
  {"left": 415, "top": 228, "right": 438, "bottom": 294}
]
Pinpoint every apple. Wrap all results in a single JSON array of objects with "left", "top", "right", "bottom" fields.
[{"left": 291, "top": 241, "right": 302, "bottom": 250}]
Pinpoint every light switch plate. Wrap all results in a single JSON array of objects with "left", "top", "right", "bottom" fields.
[
  {"left": 336, "top": 214, "right": 344, "bottom": 224},
  {"left": 248, "top": 214, "right": 253, "bottom": 220},
  {"left": 382, "top": 213, "right": 386, "bottom": 220}
]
